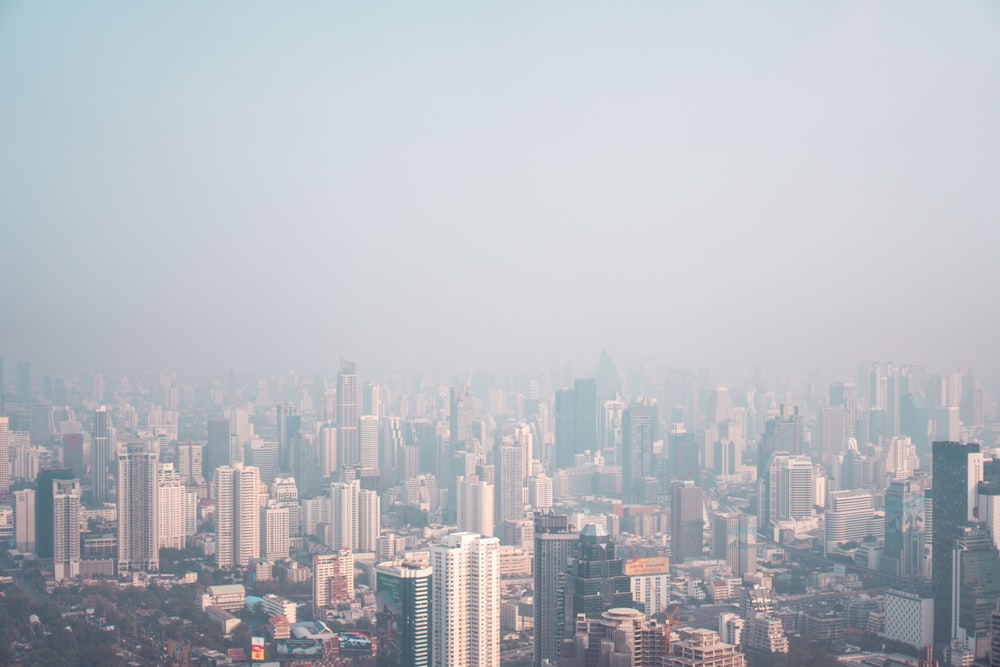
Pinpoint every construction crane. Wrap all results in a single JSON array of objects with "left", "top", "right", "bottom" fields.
[{"left": 662, "top": 603, "right": 681, "bottom": 655}]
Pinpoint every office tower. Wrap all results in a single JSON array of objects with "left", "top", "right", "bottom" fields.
[
  {"left": 313, "top": 549, "right": 354, "bottom": 613},
  {"left": 260, "top": 502, "right": 290, "bottom": 562},
  {"left": 450, "top": 385, "right": 474, "bottom": 448},
  {"left": 376, "top": 559, "right": 433, "bottom": 667},
  {"left": 621, "top": 404, "right": 657, "bottom": 499},
  {"left": 382, "top": 416, "right": 403, "bottom": 481},
  {"left": 530, "top": 473, "right": 553, "bottom": 510},
  {"left": 15, "top": 488, "right": 35, "bottom": 553},
  {"left": 883, "top": 478, "right": 928, "bottom": 578},
  {"left": 228, "top": 406, "right": 250, "bottom": 464},
  {"left": 62, "top": 433, "right": 85, "bottom": 478},
  {"left": 214, "top": 463, "right": 262, "bottom": 570},
  {"left": 574, "top": 378, "right": 598, "bottom": 457},
  {"left": 672, "top": 481, "right": 704, "bottom": 562},
  {"left": 91, "top": 407, "right": 111, "bottom": 503},
  {"left": 337, "top": 359, "right": 359, "bottom": 466},
  {"left": 205, "top": 417, "right": 231, "bottom": 480},
  {"left": 900, "top": 393, "right": 930, "bottom": 455},
  {"left": 829, "top": 381, "right": 857, "bottom": 430},
  {"left": 499, "top": 436, "right": 527, "bottom": 524},
  {"left": 52, "top": 478, "right": 81, "bottom": 581},
  {"left": 291, "top": 432, "right": 322, "bottom": 497},
  {"left": 176, "top": 442, "right": 205, "bottom": 486},
  {"left": 886, "top": 436, "right": 918, "bottom": 481},
  {"left": 767, "top": 454, "right": 815, "bottom": 525},
  {"left": 359, "top": 414, "right": 380, "bottom": 470},
  {"left": 118, "top": 441, "right": 160, "bottom": 573},
  {"left": 0, "top": 417, "right": 9, "bottom": 494},
  {"left": 932, "top": 441, "right": 983, "bottom": 644},
  {"left": 553, "top": 388, "right": 576, "bottom": 469},
  {"left": 35, "top": 467, "right": 75, "bottom": 558},
  {"left": 319, "top": 422, "right": 338, "bottom": 479},
  {"left": 534, "top": 513, "right": 580, "bottom": 666},
  {"left": 16, "top": 361, "right": 31, "bottom": 403},
  {"left": 330, "top": 480, "right": 360, "bottom": 551},
  {"left": 457, "top": 475, "right": 494, "bottom": 538},
  {"left": 824, "top": 490, "right": 874, "bottom": 555},
  {"left": 245, "top": 438, "right": 279, "bottom": 485},
  {"left": 706, "top": 387, "right": 733, "bottom": 425},
  {"left": 668, "top": 430, "right": 699, "bottom": 482},
  {"left": 358, "top": 489, "right": 380, "bottom": 553},
  {"left": 952, "top": 524, "right": 1000, "bottom": 659},
  {"left": 277, "top": 403, "right": 300, "bottom": 472},
  {"left": 562, "top": 524, "right": 633, "bottom": 637},
  {"left": 158, "top": 464, "right": 187, "bottom": 549},
  {"left": 666, "top": 368, "right": 698, "bottom": 432},
  {"left": 714, "top": 511, "right": 757, "bottom": 577},
  {"left": 431, "top": 532, "right": 500, "bottom": 667}
]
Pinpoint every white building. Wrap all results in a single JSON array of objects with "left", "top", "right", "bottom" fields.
[
  {"left": 630, "top": 572, "right": 671, "bottom": 616},
  {"left": 358, "top": 489, "right": 380, "bottom": 553},
  {"left": 330, "top": 480, "right": 359, "bottom": 550},
  {"left": 261, "top": 593, "right": 297, "bottom": 623},
  {"left": 882, "top": 590, "right": 933, "bottom": 650},
  {"left": 159, "top": 464, "right": 187, "bottom": 549},
  {"left": 313, "top": 549, "right": 354, "bottom": 613},
  {"left": 457, "top": 475, "right": 494, "bottom": 538},
  {"left": 825, "top": 489, "right": 875, "bottom": 555},
  {"left": 14, "top": 488, "right": 35, "bottom": 553},
  {"left": 0, "top": 417, "right": 11, "bottom": 494},
  {"left": 53, "top": 478, "right": 81, "bottom": 581},
  {"left": 769, "top": 454, "right": 815, "bottom": 523},
  {"left": 118, "top": 441, "right": 159, "bottom": 573},
  {"left": 529, "top": 473, "right": 553, "bottom": 510},
  {"left": 359, "top": 415, "right": 380, "bottom": 470},
  {"left": 214, "top": 463, "right": 262, "bottom": 569},
  {"left": 432, "top": 532, "right": 500, "bottom": 667},
  {"left": 260, "top": 503, "right": 290, "bottom": 562}
]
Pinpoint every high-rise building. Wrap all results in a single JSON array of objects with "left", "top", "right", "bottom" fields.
[
  {"left": 359, "top": 414, "right": 380, "bottom": 470},
  {"left": 886, "top": 437, "right": 918, "bottom": 481},
  {"left": 574, "top": 378, "right": 598, "bottom": 460},
  {"left": 15, "top": 488, "right": 35, "bottom": 553},
  {"left": 337, "top": 359, "right": 359, "bottom": 466},
  {"left": 62, "top": 433, "right": 85, "bottom": 478},
  {"left": 713, "top": 511, "right": 757, "bottom": 577},
  {"left": 313, "top": 549, "right": 355, "bottom": 614},
  {"left": 883, "top": 478, "right": 927, "bottom": 578},
  {"left": 34, "top": 467, "right": 74, "bottom": 558},
  {"left": 0, "top": 417, "right": 9, "bottom": 495},
  {"left": 176, "top": 442, "right": 205, "bottom": 486},
  {"left": 534, "top": 513, "right": 579, "bottom": 667},
  {"left": 499, "top": 436, "right": 527, "bottom": 525},
  {"left": 935, "top": 406, "right": 960, "bottom": 442},
  {"left": 824, "top": 490, "right": 875, "bottom": 555},
  {"left": 117, "top": 441, "right": 160, "bottom": 573},
  {"left": 260, "top": 502, "right": 290, "bottom": 562},
  {"left": 622, "top": 404, "right": 657, "bottom": 500},
  {"left": 672, "top": 482, "right": 704, "bottom": 562},
  {"left": 205, "top": 417, "right": 231, "bottom": 481},
  {"left": 245, "top": 438, "right": 279, "bottom": 485},
  {"left": 52, "top": 477, "right": 81, "bottom": 581},
  {"left": 952, "top": 524, "right": 1000, "bottom": 659},
  {"left": 932, "top": 441, "right": 983, "bottom": 644},
  {"left": 330, "top": 480, "right": 360, "bottom": 551},
  {"left": 562, "top": 524, "right": 633, "bottom": 638},
  {"left": 319, "top": 422, "right": 338, "bottom": 479},
  {"left": 457, "top": 475, "right": 494, "bottom": 538},
  {"left": 882, "top": 590, "right": 933, "bottom": 651},
  {"left": 91, "top": 407, "right": 111, "bottom": 503},
  {"left": 767, "top": 454, "right": 815, "bottom": 525},
  {"left": 666, "top": 368, "right": 698, "bottom": 432},
  {"left": 375, "top": 559, "right": 433, "bottom": 667},
  {"left": 431, "top": 532, "right": 500, "bottom": 667},
  {"left": 214, "top": 463, "right": 262, "bottom": 570},
  {"left": 554, "top": 388, "right": 577, "bottom": 469},
  {"left": 358, "top": 489, "right": 381, "bottom": 553},
  {"left": 276, "top": 403, "right": 300, "bottom": 472},
  {"left": 158, "top": 464, "right": 187, "bottom": 550}
]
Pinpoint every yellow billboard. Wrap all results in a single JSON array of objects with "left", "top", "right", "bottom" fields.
[
  {"left": 624, "top": 556, "right": 670, "bottom": 576},
  {"left": 251, "top": 636, "right": 265, "bottom": 661}
]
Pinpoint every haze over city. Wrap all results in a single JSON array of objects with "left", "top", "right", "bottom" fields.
[{"left": 3, "top": 0, "right": 1000, "bottom": 379}]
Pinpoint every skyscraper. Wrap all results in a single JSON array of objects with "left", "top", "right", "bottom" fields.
[
  {"left": 824, "top": 489, "right": 875, "bottom": 555},
  {"left": 358, "top": 488, "right": 381, "bottom": 553},
  {"left": 52, "top": 477, "right": 81, "bottom": 581},
  {"left": 359, "top": 414, "right": 380, "bottom": 470},
  {"left": 431, "top": 532, "right": 500, "bottom": 667},
  {"left": 205, "top": 417, "right": 231, "bottom": 480},
  {"left": 457, "top": 475, "right": 494, "bottom": 538},
  {"left": 337, "top": 359, "right": 359, "bottom": 466},
  {"left": 376, "top": 559, "right": 433, "bottom": 667},
  {"left": 554, "top": 388, "right": 577, "bottom": 469},
  {"left": 276, "top": 403, "right": 300, "bottom": 472},
  {"left": 534, "top": 513, "right": 580, "bottom": 666},
  {"left": 951, "top": 524, "right": 1000, "bottom": 659},
  {"left": 562, "top": 524, "right": 633, "bottom": 638},
  {"left": 15, "top": 488, "right": 35, "bottom": 553},
  {"left": 117, "top": 441, "right": 160, "bottom": 573},
  {"left": 91, "top": 406, "right": 111, "bottom": 503},
  {"left": 176, "top": 442, "right": 204, "bottom": 486},
  {"left": 260, "top": 502, "right": 290, "bottom": 562},
  {"left": 35, "top": 467, "right": 74, "bottom": 559},
  {"left": 767, "top": 454, "right": 815, "bottom": 525},
  {"left": 499, "top": 436, "right": 527, "bottom": 525},
  {"left": 672, "top": 482, "right": 705, "bottom": 563},
  {"left": 574, "top": 378, "right": 598, "bottom": 459},
  {"left": 932, "top": 441, "right": 983, "bottom": 644},
  {"left": 713, "top": 511, "right": 757, "bottom": 577},
  {"left": 0, "top": 417, "right": 9, "bottom": 495},
  {"left": 213, "top": 463, "right": 262, "bottom": 570},
  {"left": 621, "top": 404, "right": 657, "bottom": 500},
  {"left": 158, "top": 464, "right": 187, "bottom": 549},
  {"left": 330, "top": 480, "right": 360, "bottom": 551},
  {"left": 314, "top": 549, "right": 355, "bottom": 614},
  {"left": 883, "top": 478, "right": 927, "bottom": 578}
]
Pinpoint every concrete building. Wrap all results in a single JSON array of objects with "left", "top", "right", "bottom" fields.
[
  {"left": 158, "top": 463, "right": 187, "bottom": 549},
  {"left": 313, "top": 549, "right": 354, "bottom": 614},
  {"left": 431, "top": 532, "right": 500, "bottom": 667},
  {"left": 375, "top": 559, "right": 433, "bottom": 667},
  {"left": 118, "top": 441, "right": 159, "bottom": 573},
  {"left": 882, "top": 589, "right": 933, "bottom": 650},
  {"left": 457, "top": 475, "right": 494, "bottom": 538},
  {"left": 52, "top": 478, "right": 81, "bottom": 581},
  {"left": 534, "top": 513, "right": 579, "bottom": 666},
  {"left": 14, "top": 488, "right": 35, "bottom": 553},
  {"left": 214, "top": 463, "right": 262, "bottom": 570}
]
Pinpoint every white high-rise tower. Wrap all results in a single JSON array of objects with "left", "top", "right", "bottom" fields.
[
  {"left": 214, "top": 463, "right": 262, "bottom": 569},
  {"left": 52, "top": 478, "right": 81, "bottom": 581},
  {"left": 431, "top": 532, "right": 500, "bottom": 667},
  {"left": 118, "top": 441, "right": 160, "bottom": 572}
]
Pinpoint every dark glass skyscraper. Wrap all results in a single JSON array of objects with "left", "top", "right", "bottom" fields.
[
  {"left": 672, "top": 481, "right": 705, "bottom": 562},
  {"left": 534, "top": 512, "right": 578, "bottom": 667},
  {"left": 883, "top": 477, "right": 927, "bottom": 578},
  {"left": 561, "top": 524, "right": 632, "bottom": 639},
  {"left": 35, "top": 467, "right": 75, "bottom": 559},
  {"left": 375, "top": 560, "right": 432, "bottom": 667},
  {"left": 205, "top": 417, "right": 231, "bottom": 480},
  {"left": 621, "top": 404, "right": 657, "bottom": 500},
  {"left": 932, "top": 441, "right": 982, "bottom": 645}
]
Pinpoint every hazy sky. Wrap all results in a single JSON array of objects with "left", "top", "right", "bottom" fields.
[{"left": 2, "top": 1, "right": 999, "bottom": 379}]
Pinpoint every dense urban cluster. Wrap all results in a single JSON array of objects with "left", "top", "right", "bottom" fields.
[{"left": 0, "top": 356, "right": 997, "bottom": 667}]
